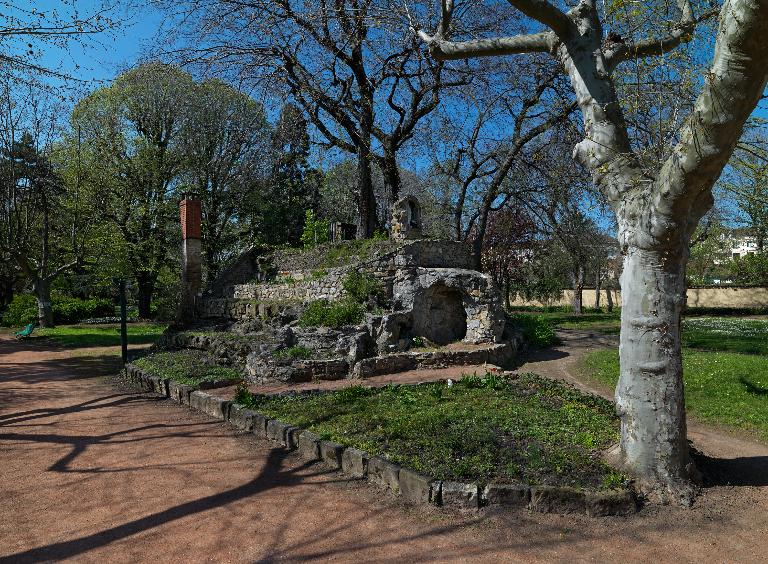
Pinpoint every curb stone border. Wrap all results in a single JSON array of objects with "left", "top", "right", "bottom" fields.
[{"left": 124, "top": 364, "right": 638, "bottom": 516}]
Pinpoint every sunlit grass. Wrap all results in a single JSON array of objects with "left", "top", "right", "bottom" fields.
[
  {"left": 37, "top": 323, "right": 166, "bottom": 348},
  {"left": 582, "top": 349, "right": 768, "bottom": 440}
]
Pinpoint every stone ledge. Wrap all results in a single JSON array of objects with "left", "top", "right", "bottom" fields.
[{"left": 124, "top": 364, "right": 638, "bottom": 517}]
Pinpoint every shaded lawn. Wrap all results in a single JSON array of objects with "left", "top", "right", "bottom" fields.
[
  {"left": 237, "top": 373, "right": 624, "bottom": 489},
  {"left": 38, "top": 323, "right": 166, "bottom": 348},
  {"left": 582, "top": 349, "right": 768, "bottom": 441},
  {"left": 532, "top": 313, "right": 768, "bottom": 356}
]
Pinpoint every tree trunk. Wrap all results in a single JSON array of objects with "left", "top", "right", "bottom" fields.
[
  {"left": 381, "top": 149, "right": 401, "bottom": 205},
  {"left": 137, "top": 274, "right": 155, "bottom": 319},
  {"left": 356, "top": 139, "right": 377, "bottom": 239},
  {"left": 34, "top": 278, "right": 54, "bottom": 328},
  {"left": 571, "top": 265, "right": 584, "bottom": 314},
  {"left": 595, "top": 266, "right": 602, "bottom": 310},
  {"left": 613, "top": 244, "right": 697, "bottom": 504},
  {"left": 606, "top": 282, "right": 614, "bottom": 313}
]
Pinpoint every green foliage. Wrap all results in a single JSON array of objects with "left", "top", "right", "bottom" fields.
[
  {"left": 272, "top": 345, "right": 314, "bottom": 360},
  {"left": 582, "top": 348, "right": 768, "bottom": 441},
  {"left": 38, "top": 323, "right": 166, "bottom": 348},
  {"left": 1, "top": 294, "right": 114, "bottom": 327},
  {"left": 133, "top": 350, "right": 241, "bottom": 387},
  {"left": 342, "top": 270, "right": 382, "bottom": 303},
  {"left": 300, "top": 210, "right": 330, "bottom": 248},
  {"left": 728, "top": 253, "right": 768, "bottom": 286},
  {"left": 298, "top": 299, "right": 364, "bottom": 328},
  {"left": 1, "top": 294, "right": 37, "bottom": 326},
  {"left": 235, "top": 372, "right": 621, "bottom": 488},
  {"left": 510, "top": 313, "right": 558, "bottom": 348}
]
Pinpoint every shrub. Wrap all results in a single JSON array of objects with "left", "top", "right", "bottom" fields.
[
  {"left": 273, "top": 345, "right": 314, "bottom": 360},
  {"left": 299, "top": 299, "right": 364, "bottom": 328},
  {"left": 1, "top": 294, "right": 114, "bottom": 327},
  {"left": 511, "top": 313, "right": 557, "bottom": 348},
  {"left": 300, "top": 210, "right": 330, "bottom": 248},
  {"left": 1, "top": 294, "right": 37, "bottom": 326},
  {"left": 342, "top": 270, "right": 382, "bottom": 303}
]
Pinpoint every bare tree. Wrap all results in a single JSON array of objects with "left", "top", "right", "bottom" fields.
[
  {"left": 155, "top": 0, "right": 467, "bottom": 238},
  {"left": 417, "top": 0, "right": 768, "bottom": 503}
]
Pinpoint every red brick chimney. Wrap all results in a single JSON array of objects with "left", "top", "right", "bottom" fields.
[{"left": 180, "top": 193, "right": 202, "bottom": 322}]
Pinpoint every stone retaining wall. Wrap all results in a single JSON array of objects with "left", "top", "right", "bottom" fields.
[{"left": 124, "top": 364, "right": 638, "bottom": 517}]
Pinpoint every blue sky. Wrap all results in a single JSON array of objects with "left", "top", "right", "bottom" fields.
[{"left": 35, "top": 1, "right": 164, "bottom": 86}]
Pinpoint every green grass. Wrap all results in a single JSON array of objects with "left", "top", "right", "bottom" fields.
[
  {"left": 236, "top": 372, "right": 623, "bottom": 489},
  {"left": 133, "top": 350, "right": 242, "bottom": 387},
  {"left": 38, "top": 323, "right": 166, "bottom": 348},
  {"left": 582, "top": 349, "right": 768, "bottom": 440},
  {"left": 524, "top": 313, "right": 768, "bottom": 354},
  {"left": 682, "top": 317, "right": 768, "bottom": 355}
]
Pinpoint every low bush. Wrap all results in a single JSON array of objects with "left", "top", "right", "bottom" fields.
[
  {"left": 2, "top": 294, "right": 114, "bottom": 327},
  {"left": 273, "top": 345, "right": 314, "bottom": 360},
  {"left": 298, "top": 299, "right": 364, "bottom": 328},
  {"left": 342, "top": 270, "right": 382, "bottom": 303},
  {"left": 510, "top": 313, "right": 558, "bottom": 348}
]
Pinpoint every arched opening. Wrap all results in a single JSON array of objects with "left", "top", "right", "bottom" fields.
[
  {"left": 408, "top": 199, "right": 420, "bottom": 228},
  {"left": 414, "top": 284, "right": 467, "bottom": 345}
]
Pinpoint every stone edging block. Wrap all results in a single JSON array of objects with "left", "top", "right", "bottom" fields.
[{"left": 123, "top": 364, "right": 638, "bottom": 517}]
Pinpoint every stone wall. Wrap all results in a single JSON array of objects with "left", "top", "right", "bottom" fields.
[
  {"left": 509, "top": 287, "right": 768, "bottom": 310},
  {"left": 205, "top": 245, "right": 273, "bottom": 297}
]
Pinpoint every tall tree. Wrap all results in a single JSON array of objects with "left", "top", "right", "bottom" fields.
[
  {"left": 0, "top": 131, "right": 75, "bottom": 327},
  {"left": 181, "top": 80, "right": 272, "bottom": 280},
  {"left": 156, "top": 0, "right": 466, "bottom": 238},
  {"left": 418, "top": 0, "right": 768, "bottom": 503},
  {"left": 73, "top": 62, "right": 194, "bottom": 318}
]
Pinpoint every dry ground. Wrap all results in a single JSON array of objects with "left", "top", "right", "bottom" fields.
[{"left": 1, "top": 334, "right": 768, "bottom": 563}]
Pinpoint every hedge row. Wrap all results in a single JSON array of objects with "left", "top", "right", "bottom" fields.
[{"left": 1, "top": 294, "right": 115, "bottom": 327}]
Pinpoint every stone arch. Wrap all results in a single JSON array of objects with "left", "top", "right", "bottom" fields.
[{"left": 413, "top": 283, "right": 467, "bottom": 345}]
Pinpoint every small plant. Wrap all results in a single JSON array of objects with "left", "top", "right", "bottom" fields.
[
  {"left": 298, "top": 298, "right": 365, "bottom": 328},
  {"left": 272, "top": 345, "right": 314, "bottom": 361},
  {"left": 342, "top": 270, "right": 382, "bottom": 303},
  {"left": 511, "top": 313, "right": 557, "bottom": 348},
  {"left": 300, "top": 210, "right": 330, "bottom": 248},
  {"left": 412, "top": 335, "right": 425, "bottom": 347},
  {"left": 311, "top": 269, "right": 328, "bottom": 280}
]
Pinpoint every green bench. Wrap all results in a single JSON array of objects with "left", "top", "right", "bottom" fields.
[{"left": 14, "top": 323, "right": 36, "bottom": 339}]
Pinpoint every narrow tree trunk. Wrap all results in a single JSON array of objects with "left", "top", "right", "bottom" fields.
[
  {"left": 571, "top": 265, "right": 584, "bottom": 314},
  {"left": 613, "top": 244, "right": 696, "bottom": 504},
  {"left": 606, "top": 282, "right": 614, "bottom": 312},
  {"left": 356, "top": 140, "right": 377, "bottom": 239},
  {"left": 381, "top": 149, "right": 401, "bottom": 205},
  {"left": 34, "top": 278, "right": 54, "bottom": 328},
  {"left": 137, "top": 275, "right": 155, "bottom": 319},
  {"left": 595, "top": 266, "right": 602, "bottom": 310}
]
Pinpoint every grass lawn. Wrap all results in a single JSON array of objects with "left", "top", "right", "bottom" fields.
[
  {"left": 133, "top": 350, "right": 242, "bottom": 387},
  {"left": 529, "top": 312, "right": 768, "bottom": 355},
  {"left": 236, "top": 372, "right": 624, "bottom": 490},
  {"left": 582, "top": 349, "right": 768, "bottom": 441},
  {"left": 38, "top": 323, "right": 167, "bottom": 348}
]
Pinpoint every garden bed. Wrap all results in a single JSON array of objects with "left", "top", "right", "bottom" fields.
[{"left": 235, "top": 372, "right": 624, "bottom": 490}]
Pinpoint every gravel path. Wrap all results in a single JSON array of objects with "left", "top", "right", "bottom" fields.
[{"left": 1, "top": 335, "right": 768, "bottom": 563}]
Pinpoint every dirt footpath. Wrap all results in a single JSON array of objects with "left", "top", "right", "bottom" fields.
[{"left": 1, "top": 335, "right": 768, "bottom": 563}]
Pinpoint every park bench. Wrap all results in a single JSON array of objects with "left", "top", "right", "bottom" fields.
[{"left": 14, "top": 323, "right": 36, "bottom": 339}]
